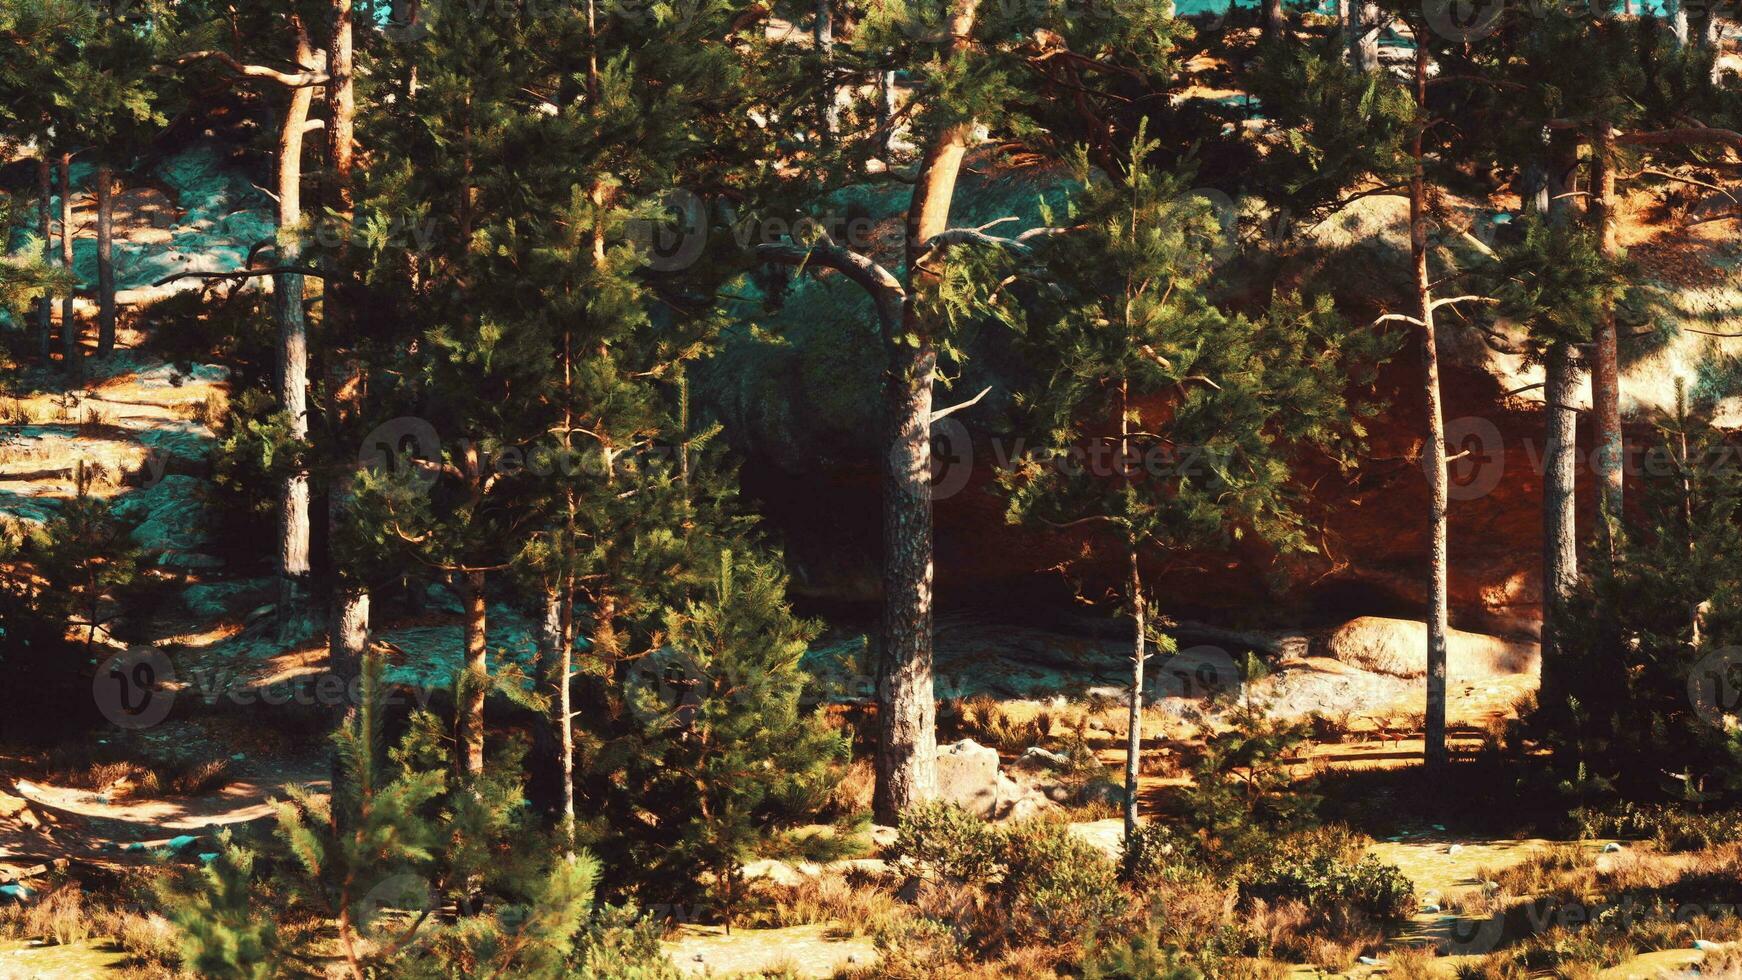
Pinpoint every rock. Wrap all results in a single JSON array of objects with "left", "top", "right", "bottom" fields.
[
  {"left": 935, "top": 739, "right": 1002, "bottom": 817},
  {"left": 1602, "top": 842, "right": 1623, "bottom": 853},
  {"left": 1018, "top": 746, "right": 1071, "bottom": 770},
  {"left": 1325, "top": 617, "right": 1539, "bottom": 679}
]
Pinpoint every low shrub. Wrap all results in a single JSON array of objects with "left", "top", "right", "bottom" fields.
[
  {"left": 998, "top": 820, "right": 1124, "bottom": 945},
  {"left": 890, "top": 802, "right": 1002, "bottom": 882},
  {"left": 1571, "top": 802, "right": 1742, "bottom": 853},
  {"left": 1240, "top": 829, "right": 1415, "bottom": 924}
]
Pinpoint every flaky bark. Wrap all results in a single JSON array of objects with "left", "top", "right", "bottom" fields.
[
  {"left": 96, "top": 164, "right": 116, "bottom": 357},
  {"left": 1539, "top": 342, "right": 1580, "bottom": 722},
  {"left": 460, "top": 570, "right": 487, "bottom": 776},
  {"left": 1590, "top": 123, "right": 1624, "bottom": 551}
]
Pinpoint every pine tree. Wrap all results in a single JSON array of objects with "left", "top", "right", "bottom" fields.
[
  {"left": 165, "top": 652, "right": 601, "bottom": 979},
  {"left": 616, "top": 549, "right": 848, "bottom": 929},
  {"left": 995, "top": 131, "right": 1389, "bottom": 842},
  {"left": 753, "top": 0, "right": 1196, "bottom": 822}
]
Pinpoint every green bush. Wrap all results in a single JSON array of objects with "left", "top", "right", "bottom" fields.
[
  {"left": 1120, "top": 821, "right": 1193, "bottom": 884},
  {"left": 1241, "top": 830, "right": 1414, "bottom": 923},
  {"left": 890, "top": 802, "right": 1002, "bottom": 882},
  {"left": 1570, "top": 802, "right": 1742, "bottom": 853},
  {"left": 998, "top": 820, "right": 1125, "bottom": 945}
]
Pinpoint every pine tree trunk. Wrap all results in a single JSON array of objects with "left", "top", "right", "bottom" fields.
[
  {"left": 1413, "top": 46, "right": 1449, "bottom": 775},
  {"left": 1538, "top": 342, "right": 1580, "bottom": 724},
  {"left": 1124, "top": 544, "right": 1144, "bottom": 840},
  {"left": 276, "top": 33, "right": 317, "bottom": 636},
  {"left": 325, "top": 0, "right": 366, "bottom": 803},
  {"left": 870, "top": 0, "right": 979, "bottom": 824},
  {"left": 815, "top": 0, "right": 837, "bottom": 143},
  {"left": 1262, "top": 0, "right": 1285, "bottom": 41},
  {"left": 1352, "top": 3, "right": 1380, "bottom": 72},
  {"left": 874, "top": 336, "right": 939, "bottom": 822},
  {"left": 460, "top": 570, "right": 487, "bottom": 776},
  {"left": 1590, "top": 123, "right": 1624, "bottom": 550},
  {"left": 555, "top": 580, "right": 576, "bottom": 848},
  {"left": 95, "top": 164, "right": 115, "bottom": 358},
  {"left": 36, "top": 160, "right": 52, "bottom": 365},
  {"left": 59, "top": 154, "right": 77, "bottom": 380}
]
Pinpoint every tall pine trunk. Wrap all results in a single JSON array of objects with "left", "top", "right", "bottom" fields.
[
  {"left": 871, "top": 0, "right": 980, "bottom": 823},
  {"left": 460, "top": 570, "right": 487, "bottom": 776},
  {"left": 325, "top": 0, "right": 368, "bottom": 792},
  {"left": 1590, "top": 123, "right": 1623, "bottom": 550},
  {"left": 276, "top": 32, "right": 317, "bottom": 636},
  {"left": 1537, "top": 133, "right": 1581, "bottom": 726},
  {"left": 1538, "top": 342, "right": 1579, "bottom": 723},
  {"left": 874, "top": 337, "right": 939, "bottom": 821},
  {"left": 36, "top": 159, "right": 52, "bottom": 365},
  {"left": 1412, "top": 45, "right": 1449, "bottom": 774},
  {"left": 59, "top": 154, "right": 77, "bottom": 379},
  {"left": 96, "top": 163, "right": 116, "bottom": 358}
]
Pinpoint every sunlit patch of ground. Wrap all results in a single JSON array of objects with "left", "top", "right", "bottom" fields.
[
  {"left": 664, "top": 922, "right": 877, "bottom": 978},
  {"left": 0, "top": 937, "right": 130, "bottom": 977}
]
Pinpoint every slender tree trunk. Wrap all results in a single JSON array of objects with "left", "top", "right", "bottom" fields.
[
  {"left": 1352, "top": 2, "right": 1380, "bottom": 72},
  {"left": 1124, "top": 543, "right": 1145, "bottom": 840},
  {"left": 871, "top": 0, "right": 980, "bottom": 824},
  {"left": 325, "top": 0, "right": 367, "bottom": 793},
  {"left": 1413, "top": 46, "right": 1449, "bottom": 775},
  {"left": 815, "top": 0, "right": 837, "bottom": 143},
  {"left": 95, "top": 163, "right": 116, "bottom": 357},
  {"left": 1590, "top": 123, "right": 1624, "bottom": 551},
  {"left": 557, "top": 578, "right": 576, "bottom": 848},
  {"left": 460, "top": 570, "right": 488, "bottom": 776},
  {"left": 1670, "top": 0, "right": 1689, "bottom": 46},
  {"left": 59, "top": 154, "right": 77, "bottom": 380},
  {"left": 1538, "top": 342, "right": 1580, "bottom": 725},
  {"left": 276, "top": 33, "right": 318, "bottom": 638},
  {"left": 36, "top": 159, "right": 52, "bottom": 365}
]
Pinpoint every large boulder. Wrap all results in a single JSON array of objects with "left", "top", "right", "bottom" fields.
[
  {"left": 1325, "top": 616, "right": 1538, "bottom": 680},
  {"left": 934, "top": 738, "right": 1061, "bottom": 821},
  {"left": 935, "top": 739, "right": 1002, "bottom": 817}
]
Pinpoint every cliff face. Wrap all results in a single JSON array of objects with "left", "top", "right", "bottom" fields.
[{"left": 712, "top": 169, "right": 1742, "bottom": 637}]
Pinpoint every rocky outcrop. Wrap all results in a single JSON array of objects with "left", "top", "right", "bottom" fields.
[{"left": 1325, "top": 617, "right": 1539, "bottom": 681}]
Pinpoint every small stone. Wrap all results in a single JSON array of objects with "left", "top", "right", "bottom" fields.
[
  {"left": 1601, "top": 842, "right": 1622, "bottom": 853},
  {"left": 1447, "top": 844, "right": 1463, "bottom": 855},
  {"left": 693, "top": 953, "right": 705, "bottom": 962}
]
